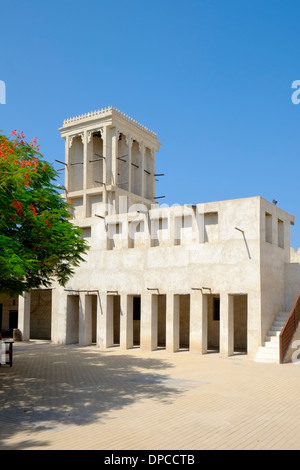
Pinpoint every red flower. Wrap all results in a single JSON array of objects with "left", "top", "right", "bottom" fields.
[
  {"left": 12, "top": 200, "right": 23, "bottom": 217},
  {"left": 44, "top": 218, "right": 52, "bottom": 228},
  {"left": 29, "top": 204, "right": 37, "bottom": 216}
]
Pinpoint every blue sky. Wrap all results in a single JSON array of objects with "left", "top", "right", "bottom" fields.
[{"left": 1, "top": 0, "right": 300, "bottom": 247}]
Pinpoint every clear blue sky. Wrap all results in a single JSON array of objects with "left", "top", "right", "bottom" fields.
[{"left": 1, "top": 0, "right": 300, "bottom": 247}]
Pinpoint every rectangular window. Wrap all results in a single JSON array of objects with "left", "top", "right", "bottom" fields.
[
  {"left": 158, "top": 218, "right": 167, "bottom": 230},
  {"left": 115, "top": 223, "right": 121, "bottom": 235},
  {"left": 278, "top": 219, "right": 284, "bottom": 248},
  {"left": 81, "top": 226, "right": 91, "bottom": 238},
  {"left": 204, "top": 212, "right": 218, "bottom": 242},
  {"left": 213, "top": 297, "right": 220, "bottom": 321},
  {"left": 265, "top": 212, "right": 272, "bottom": 243}
]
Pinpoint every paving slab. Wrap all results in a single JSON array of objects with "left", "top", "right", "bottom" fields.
[{"left": 0, "top": 341, "right": 300, "bottom": 450}]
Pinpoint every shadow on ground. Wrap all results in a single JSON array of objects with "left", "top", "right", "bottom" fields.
[{"left": 0, "top": 342, "right": 182, "bottom": 449}]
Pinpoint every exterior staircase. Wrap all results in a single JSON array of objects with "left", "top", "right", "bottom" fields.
[{"left": 254, "top": 312, "right": 289, "bottom": 363}]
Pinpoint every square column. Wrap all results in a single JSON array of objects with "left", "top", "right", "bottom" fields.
[
  {"left": 140, "top": 143, "right": 145, "bottom": 198},
  {"left": 51, "top": 286, "right": 68, "bottom": 344},
  {"left": 120, "top": 294, "right": 133, "bottom": 349},
  {"left": 126, "top": 135, "right": 133, "bottom": 194},
  {"left": 220, "top": 293, "right": 234, "bottom": 357},
  {"left": 97, "top": 294, "right": 114, "bottom": 349},
  {"left": 190, "top": 291, "right": 208, "bottom": 353},
  {"left": 141, "top": 293, "right": 158, "bottom": 351},
  {"left": 166, "top": 293, "right": 180, "bottom": 352},
  {"left": 79, "top": 293, "right": 92, "bottom": 346},
  {"left": 83, "top": 129, "right": 87, "bottom": 191},
  {"left": 64, "top": 136, "right": 70, "bottom": 191},
  {"left": 18, "top": 292, "right": 31, "bottom": 341},
  {"left": 247, "top": 292, "right": 260, "bottom": 358},
  {"left": 110, "top": 128, "right": 119, "bottom": 186}
]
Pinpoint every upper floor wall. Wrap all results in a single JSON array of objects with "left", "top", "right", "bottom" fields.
[{"left": 75, "top": 196, "right": 294, "bottom": 265}]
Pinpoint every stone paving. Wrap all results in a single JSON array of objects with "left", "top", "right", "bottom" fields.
[{"left": 0, "top": 340, "right": 300, "bottom": 450}]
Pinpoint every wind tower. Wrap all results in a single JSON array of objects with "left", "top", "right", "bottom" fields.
[{"left": 59, "top": 107, "right": 161, "bottom": 219}]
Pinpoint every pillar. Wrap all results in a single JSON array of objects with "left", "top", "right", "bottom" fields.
[
  {"left": 64, "top": 135, "right": 70, "bottom": 191},
  {"left": 140, "top": 143, "right": 145, "bottom": 198},
  {"left": 141, "top": 292, "right": 158, "bottom": 351},
  {"left": 18, "top": 292, "right": 31, "bottom": 341},
  {"left": 247, "top": 292, "right": 260, "bottom": 358},
  {"left": 82, "top": 129, "right": 87, "bottom": 190},
  {"left": 151, "top": 148, "right": 155, "bottom": 201},
  {"left": 220, "top": 293, "right": 234, "bottom": 357},
  {"left": 82, "top": 130, "right": 87, "bottom": 216},
  {"left": 51, "top": 286, "right": 68, "bottom": 344},
  {"left": 190, "top": 291, "right": 208, "bottom": 353},
  {"left": 126, "top": 135, "right": 133, "bottom": 194},
  {"left": 111, "top": 128, "right": 119, "bottom": 186},
  {"left": 79, "top": 293, "right": 92, "bottom": 346},
  {"left": 166, "top": 293, "right": 180, "bottom": 352},
  {"left": 97, "top": 294, "right": 114, "bottom": 349},
  {"left": 120, "top": 294, "right": 133, "bottom": 349}
]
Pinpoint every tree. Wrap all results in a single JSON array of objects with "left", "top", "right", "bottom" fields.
[{"left": 0, "top": 130, "right": 89, "bottom": 295}]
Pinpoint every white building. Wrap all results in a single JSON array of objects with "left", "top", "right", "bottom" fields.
[{"left": 2, "top": 107, "right": 300, "bottom": 363}]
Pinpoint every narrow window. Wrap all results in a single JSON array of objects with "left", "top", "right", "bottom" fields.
[
  {"left": 115, "top": 223, "right": 121, "bottom": 235},
  {"left": 265, "top": 212, "right": 272, "bottom": 243},
  {"left": 278, "top": 219, "right": 284, "bottom": 248},
  {"left": 204, "top": 212, "right": 218, "bottom": 242}
]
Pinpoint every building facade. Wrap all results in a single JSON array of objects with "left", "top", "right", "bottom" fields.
[{"left": 1, "top": 107, "right": 300, "bottom": 362}]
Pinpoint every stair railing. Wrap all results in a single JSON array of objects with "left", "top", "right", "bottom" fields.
[{"left": 279, "top": 292, "right": 300, "bottom": 363}]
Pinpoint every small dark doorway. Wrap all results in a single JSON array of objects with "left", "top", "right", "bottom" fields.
[
  {"left": 179, "top": 295, "right": 190, "bottom": 349},
  {"left": 113, "top": 295, "right": 121, "bottom": 345},
  {"left": 133, "top": 296, "right": 141, "bottom": 346},
  {"left": 157, "top": 295, "right": 166, "bottom": 348},
  {"left": 208, "top": 295, "right": 220, "bottom": 352},
  {"left": 9, "top": 310, "right": 18, "bottom": 335},
  {"left": 233, "top": 294, "right": 248, "bottom": 354}
]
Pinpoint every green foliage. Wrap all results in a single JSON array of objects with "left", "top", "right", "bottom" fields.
[{"left": 0, "top": 131, "right": 89, "bottom": 294}]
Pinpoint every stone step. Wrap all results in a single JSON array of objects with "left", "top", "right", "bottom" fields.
[
  {"left": 266, "top": 334, "right": 280, "bottom": 342},
  {"left": 267, "top": 329, "right": 281, "bottom": 337},
  {"left": 263, "top": 340, "right": 279, "bottom": 349},
  {"left": 256, "top": 345, "right": 278, "bottom": 355},
  {"left": 278, "top": 311, "right": 290, "bottom": 317},
  {"left": 254, "top": 311, "right": 290, "bottom": 363},
  {"left": 273, "top": 321, "right": 287, "bottom": 328},
  {"left": 255, "top": 347, "right": 279, "bottom": 361}
]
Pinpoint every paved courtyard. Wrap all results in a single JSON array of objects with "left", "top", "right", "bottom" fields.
[{"left": 0, "top": 340, "right": 300, "bottom": 450}]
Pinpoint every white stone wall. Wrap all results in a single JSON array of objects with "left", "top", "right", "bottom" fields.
[{"left": 49, "top": 195, "right": 295, "bottom": 357}]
